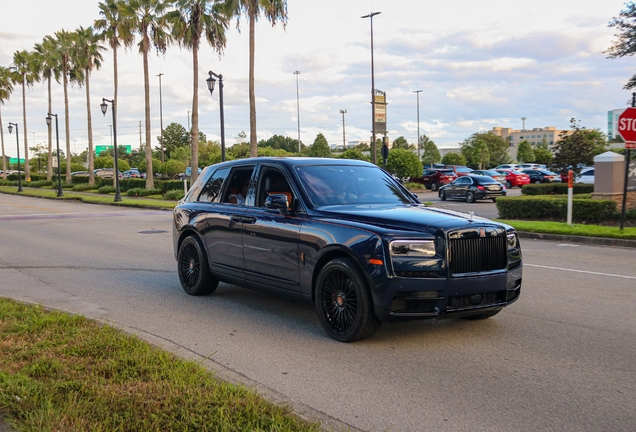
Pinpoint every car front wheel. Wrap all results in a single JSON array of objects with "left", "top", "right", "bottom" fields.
[
  {"left": 178, "top": 235, "right": 219, "bottom": 296},
  {"left": 439, "top": 189, "right": 446, "bottom": 201},
  {"left": 466, "top": 191, "right": 475, "bottom": 203},
  {"left": 315, "top": 257, "right": 380, "bottom": 342},
  {"left": 506, "top": 181, "right": 512, "bottom": 188}
]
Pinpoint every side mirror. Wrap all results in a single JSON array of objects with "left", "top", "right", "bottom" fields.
[{"left": 265, "top": 194, "right": 289, "bottom": 215}]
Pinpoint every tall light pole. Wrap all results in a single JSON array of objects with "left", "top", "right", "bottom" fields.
[
  {"left": 294, "top": 70, "right": 301, "bottom": 152},
  {"left": 362, "top": 11, "right": 381, "bottom": 165},
  {"left": 108, "top": 124, "right": 113, "bottom": 147},
  {"left": 7, "top": 122, "right": 22, "bottom": 192},
  {"left": 100, "top": 98, "right": 122, "bottom": 202},
  {"left": 414, "top": 89, "right": 422, "bottom": 161},
  {"left": 157, "top": 73, "right": 165, "bottom": 163},
  {"left": 340, "top": 109, "right": 347, "bottom": 151},
  {"left": 45, "top": 113, "right": 63, "bottom": 197},
  {"left": 206, "top": 70, "right": 226, "bottom": 162}
]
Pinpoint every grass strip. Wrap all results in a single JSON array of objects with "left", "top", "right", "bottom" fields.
[
  {"left": 0, "top": 186, "right": 176, "bottom": 210},
  {"left": 0, "top": 298, "right": 319, "bottom": 431},
  {"left": 495, "top": 219, "right": 636, "bottom": 239}
]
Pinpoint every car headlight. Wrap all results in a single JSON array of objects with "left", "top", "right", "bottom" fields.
[
  {"left": 507, "top": 233, "right": 517, "bottom": 249},
  {"left": 390, "top": 240, "right": 436, "bottom": 257}
]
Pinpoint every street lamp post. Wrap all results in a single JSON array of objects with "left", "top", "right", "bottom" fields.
[
  {"left": 157, "top": 73, "right": 165, "bottom": 163},
  {"left": 100, "top": 98, "right": 122, "bottom": 202},
  {"left": 45, "top": 113, "right": 63, "bottom": 197},
  {"left": 362, "top": 11, "right": 381, "bottom": 165},
  {"left": 206, "top": 70, "right": 226, "bottom": 162},
  {"left": 294, "top": 70, "right": 301, "bottom": 152},
  {"left": 414, "top": 89, "right": 422, "bottom": 161},
  {"left": 340, "top": 109, "right": 347, "bottom": 151},
  {"left": 7, "top": 122, "right": 22, "bottom": 192}
]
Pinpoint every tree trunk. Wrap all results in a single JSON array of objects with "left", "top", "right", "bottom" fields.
[
  {"left": 21, "top": 77, "right": 30, "bottom": 180},
  {"left": 248, "top": 11, "right": 257, "bottom": 157},
  {"left": 191, "top": 43, "right": 199, "bottom": 184},
  {"left": 63, "top": 66, "right": 71, "bottom": 183},
  {"left": 0, "top": 105, "right": 6, "bottom": 180},
  {"left": 143, "top": 48, "right": 154, "bottom": 189},
  {"left": 47, "top": 76, "right": 53, "bottom": 181},
  {"left": 85, "top": 70, "right": 95, "bottom": 186}
]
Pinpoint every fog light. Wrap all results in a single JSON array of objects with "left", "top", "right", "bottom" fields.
[{"left": 470, "top": 294, "right": 483, "bottom": 305}]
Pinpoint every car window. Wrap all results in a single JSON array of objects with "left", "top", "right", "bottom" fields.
[
  {"left": 455, "top": 177, "right": 470, "bottom": 185},
  {"left": 194, "top": 167, "right": 229, "bottom": 203},
  {"left": 222, "top": 166, "right": 255, "bottom": 205},
  {"left": 256, "top": 167, "right": 295, "bottom": 208},
  {"left": 295, "top": 165, "right": 415, "bottom": 206},
  {"left": 423, "top": 170, "right": 434, "bottom": 175}
]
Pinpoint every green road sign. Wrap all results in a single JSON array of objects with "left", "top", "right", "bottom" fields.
[
  {"left": 9, "top": 158, "right": 25, "bottom": 164},
  {"left": 95, "top": 145, "right": 132, "bottom": 155}
]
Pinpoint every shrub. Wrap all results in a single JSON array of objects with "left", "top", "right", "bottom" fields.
[
  {"left": 98, "top": 185, "right": 116, "bottom": 194},
  {"left": 120, "top": 178, "right": 147, "bottom": 190},
  {"left": 385, "top": 148, "right": 422, "bottom": 180},
  {"left": 521, "top": 183, "right": 594, "bottom": 195},
  {"left": 126, "top": 188, "right": 162, "bottom": 197},
  {"left": 72, "top": 184, "right": 98, "bottom": 192},
  {"left": 157, "top": 180, "right": 185, "bottom": 194},
  {"left": 496, "top": 196, "right": 616, "bottom": 223},
  {"left": 26, "top": 180, "right": 53, "bottom": 188},
  {"left": 164, "top": 189, "right": 185, "bottom": 201}
]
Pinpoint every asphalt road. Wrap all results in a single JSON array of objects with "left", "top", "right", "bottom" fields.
[{"left": 1, "top": 193, "right": 635, "bottom": 432}]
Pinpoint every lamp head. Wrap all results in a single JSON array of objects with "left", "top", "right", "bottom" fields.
[
  {"left": 8, "top": 124, "right": 13, "bottom": 134},
  {"left": 206, "top": 73, "right": 216, "bottom": 95},
  {"left": 100, "top": 101, "right": 108, "bottom": 116},
  {"left": 46, "top": 116, "right": 51, "bottom": 126}
]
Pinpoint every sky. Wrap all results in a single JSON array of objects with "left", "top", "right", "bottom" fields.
[{"left": 0, "top": 0, "right": 633, "bottom": 159}]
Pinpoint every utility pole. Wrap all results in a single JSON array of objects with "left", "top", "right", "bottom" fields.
[
  {"left": 294, "top": 71, "right": 301, "bottom": 152},
  {"left": 157, "top": 73, "right": 164, "bottom": 163},
  {"left": 521, "top": 117, "right": 526, "bottom": 131},
  {"left": 414, "top": 90, "right": 422, "bottom": 160},
  {"left": 340, "top": 109, "right": 347, "bottom": 151},
  {"left": 139, "top": 121, "right": 142, "bottom": 149}
]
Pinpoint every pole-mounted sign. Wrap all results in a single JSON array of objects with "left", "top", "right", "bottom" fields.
[{"left": 617, "top": 107, "right": 636, "bottom": 148}]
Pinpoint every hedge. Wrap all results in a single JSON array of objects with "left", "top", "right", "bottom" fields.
[
  {"left": 496, "top": 196, "right": 616, "bottom": 223},
  {"left": 521, "top": 183, "right": 594, "bottom": 195},
  {"left": 156, "top": 179, "right": 186, "bottom": 194}
]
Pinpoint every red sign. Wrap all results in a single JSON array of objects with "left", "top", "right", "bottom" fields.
[
  {"left": 617, "top": 107, "right": 636, "bottom": 143},
  {"left": 627, "top": 142, "right": 636, "bottom": 150}
]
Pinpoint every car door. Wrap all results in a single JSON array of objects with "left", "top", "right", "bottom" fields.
[
  {"left": 241, "top": 164, "right": 303, "bottom": 293},
  {"left": 450, "top": 177, "right": 470, "bottom": 197}
]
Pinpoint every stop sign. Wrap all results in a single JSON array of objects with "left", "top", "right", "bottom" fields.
[{"left": 617, "top": 107, "right": 636, "bottom": 142}]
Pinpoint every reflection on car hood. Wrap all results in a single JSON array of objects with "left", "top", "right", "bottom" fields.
[{"left": 316, "top": 204, "right": 503, "bottom": 233}]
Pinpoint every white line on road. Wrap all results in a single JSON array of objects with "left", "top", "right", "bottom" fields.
[{"left": 525, "top": 263, "right": 636, "bottom": 280}]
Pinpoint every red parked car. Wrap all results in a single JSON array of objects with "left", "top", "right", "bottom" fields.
[
  {"left": 496, "top": 169, "right": 531, "bottom": 188},
  {"left": 409, "top": 169, "right": 458, "bottom": 191},
  {"left": 446, "top": 165, "right": 473, "bottom": 177}
]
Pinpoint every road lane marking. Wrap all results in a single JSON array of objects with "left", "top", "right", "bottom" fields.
[{"left": 525, "top": 264, "right": 636, "bottom": 280}]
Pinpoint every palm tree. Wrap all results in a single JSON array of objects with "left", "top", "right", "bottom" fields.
[
  {"left": 94, "top": 0, "right": 135, "bottom": 176},
  {"left": 167, "top": 0, "right": 228, "bottom": 183},
  {"left": 33, "top": 36, "right": 61, "bottom": 182},
  {"left": 73, "top": 26, "right": 105, "bottom": 186},
  {"left": 0, "top": 66, "right": 14, "bottom": 180},
  {"left": 11, "top": 50, "right": 40, "bottom": 180},
  {"left": 121, "top": 0, "right": 172, "bottom": 189},
  {"left": 223, "top": 0, "right": 287, "bottom": 157}
]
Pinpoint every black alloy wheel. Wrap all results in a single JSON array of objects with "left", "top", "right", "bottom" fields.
[
  {"left": 315, "top": 258, "right": 380, "bottom": 342},
  {"left": 439, "top": 189, "right": 447, "bottom": 201},
  {"left": 178, "top": 235, "right": 219, "bottom": 296},
  {"left": 466, "top": 191, "right": 476, "bottom": 203}
]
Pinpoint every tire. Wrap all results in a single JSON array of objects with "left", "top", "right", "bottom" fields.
[
  {"left": 177, "top": 235, "right": 219, "bottom": 296},
  {"left": 439, "top": 189, "right": 447, "bottom": 201},
  {"left": 506, "top": 181, "right": 512, "bottom": 188},
  {"left": 466, "top": 191, "right": 475, "bottom": 203},
  {"left": 534, "top": 179, "right": 541, "bottom": 184},
  {"left": 430, "top": 182, "right": 439, "bottom": 191},
  {"left": 315, "top": 257, "right": 380, "bottom": 342},
  {"left": 491, "top": 198, "right": 497, "bottom": 203},
  {"left": 463, "top": 308, "right": 502, "bottom": 320}
]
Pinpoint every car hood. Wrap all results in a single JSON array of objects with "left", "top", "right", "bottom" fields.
[{"left": 315, "top": 204, "right": 508, "bottom": 234}]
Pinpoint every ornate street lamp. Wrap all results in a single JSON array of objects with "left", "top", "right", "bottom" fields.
[
  {"left": 362, "top": 11, "right": 381, "bottom": 165},
  {"left": 294, "top": 70, "right": 301, "bottom": 152},
  {"left": 206, "top": 70, "right": 226, "bottom": 162},
  {"left": 7, "top": 122, "right": 22, "bottom": 192},
  {"left": 100, "top": 98, "right": 122, "bottom": 202},
  {"left": 45, "top": 113, "right": 63, "bottom": 197}
]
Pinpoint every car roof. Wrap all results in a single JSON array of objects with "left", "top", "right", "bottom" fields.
[{"left": 207, "top": 157, "right": 375, "bottom": 170}]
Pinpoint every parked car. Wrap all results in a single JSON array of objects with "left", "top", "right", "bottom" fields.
[
  {"left": 122, "top": 168, "right": 146, "bottom": 179},
  {"left": 521, "top": 169, "right": 562, "bottom": 184},
  {"left": 495, "top": 169, "right": 530, "bottom": 188},
  {"left": 576, "top": 167, "right": 595, "bottom": 184},
  {"left": 177, "top": 166, "right": 203, "bottom": 180},
  {"left": 516, "top": 163, "right": 546, "bottom": 170},
  {"left": 94, "top": 168, "right": 123, "bottom": 179},
  {"left": 446, "top": 165, "right": 473, "bottom": 177},
  {"left": 470, "top": 169, "right": 507, "bottom": 184},
  {"left": 409, "top": 168, "right": 457, "bottom": 191},
  {"left": 438, "top": 175, "right": 507, "bottom": 203},
  {"left": 70, "top": 171, "right": 90, "bottom": 177},
  {"left": 495, "top": 164, "right": 520, "bottom": 170},
  {"left": 173, "top": 158, "right": 523, "bottom": 342}
]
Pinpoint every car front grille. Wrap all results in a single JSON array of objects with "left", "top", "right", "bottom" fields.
[
  {"left": 449, "top": 230, "right": 507, "bottom": 275},
  {"left": 447, "top": 291, "right": 505, "bottom": 310},
  {"left": 394, "top": 271, "right": 442, "bottom": 278}
]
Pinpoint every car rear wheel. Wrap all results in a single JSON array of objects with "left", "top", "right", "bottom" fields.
[
  {"left": 466, "top": 191, "right": 475, "bottom": 203},
  {"left": 534, "top": 179, "right": 541, "bottom": 184},
  {"left": 178, "top": 235, "right": 218, "bottom": 296},
  {"left": 430, "top": 182, "right": 439, "bottom": 191},
  {"left": 439, "top": 189, "right": 446, "bottom": 201},
  {"left": 491, "top": 198, "right": 497, "bottom": 203},
  {"left": 315, "top": 257, "right": 380, "bottom": 342}
]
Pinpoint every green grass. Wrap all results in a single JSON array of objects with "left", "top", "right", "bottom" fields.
[
  {"left": 495, "top": 219, "right": 636, "bottom": 239},
  {"left": 0, "top": 298, "right": 319, "bottom": 432},
  {"left": 0, "top": 186, "right": 176, "bottom": 210}
]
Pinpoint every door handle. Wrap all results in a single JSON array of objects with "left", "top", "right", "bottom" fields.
[{"left": 242, "top": 216, "right": 257, "bottom": 224}]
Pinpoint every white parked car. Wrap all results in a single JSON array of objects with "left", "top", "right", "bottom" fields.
[
  {"left": 576, "top": 167, "right": 594, "bottom": 184},
  {"left": 495, "top": 164, "right": 520, "bottom": 170},
  {"left": 516, "top": 163, "right": 546, "bottom": 170}
]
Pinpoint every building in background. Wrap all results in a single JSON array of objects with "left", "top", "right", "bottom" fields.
[
  {"left": 608, "top": 108, "right": 625, "bottom": 140},
  {"left": 491, "top": 126, "right": 570, "bottom": 161}
]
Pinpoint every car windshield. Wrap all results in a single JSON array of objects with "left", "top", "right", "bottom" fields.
[{"left": 295, "top": 165, "right": 415, "bottom": 206}]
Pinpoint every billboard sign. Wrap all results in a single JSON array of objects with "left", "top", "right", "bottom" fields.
[{"left": 373, "top": 90, "right": 387, "bottom": 134}]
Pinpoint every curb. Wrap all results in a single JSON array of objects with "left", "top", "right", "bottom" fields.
[{"left": 518, "top": 231, "right": 636, "bottom": 249}]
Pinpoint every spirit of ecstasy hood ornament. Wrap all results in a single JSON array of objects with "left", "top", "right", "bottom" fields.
[{"left": 469, "top": 211, "right": 474, "bottom": 222}]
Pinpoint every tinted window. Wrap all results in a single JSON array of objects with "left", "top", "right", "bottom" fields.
[
  {"left": 295, "top": 165, "right": 415, "bottom": 206},
  {"left": 455, "top": 177, "right": 470, "bottom": 185},
  {"left": 257, "top": 167, "right": 294, "bottom": 208},
  {"left": 196, "top": 167, "right": 229, "bottom": 203}
]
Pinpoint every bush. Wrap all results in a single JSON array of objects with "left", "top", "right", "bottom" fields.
[
  {"left": 72, "top": 184, "right": 99, "bottom": 192},
  {"left": 120, "top": 178, "right": 147, "bottom": 190},
  {"left": 98, "top": 185, "right": 116, "bottom": 194},
  {"left": 385, "top": 148, "right": 422, "bottom": 180},
  {"left": 157, "top": 180, "right": 185, "bottom": 194},
  {"left": 521, "top": 183, "right": 594, "bottom": 195},
  {"left": 496, "top": 196, "right": 616, "bottom": 223},
  {"left": 126, "top": 188, "right": 163, "bottom": 197},
  {"left": 164, "top": 189, "right": 185, "bottom": 201},
  {"left": 26, "top": 180, "right": 53, "bottom": 188}
]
